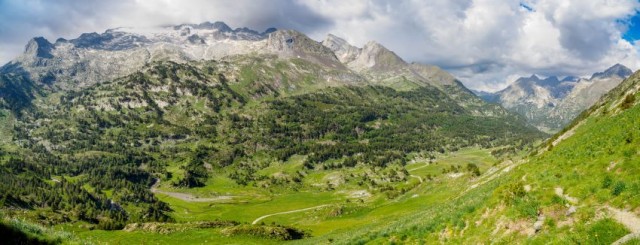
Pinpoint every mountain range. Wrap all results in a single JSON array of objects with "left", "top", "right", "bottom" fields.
[
  {"left": 2, "top": 21, "right": 456, "bottom": 91},
  {"left": 476, "top": 64, "right": 633, "bottom": 132}
]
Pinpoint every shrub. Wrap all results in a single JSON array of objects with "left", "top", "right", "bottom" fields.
[
  {"left": 514, "top": 197, "right": 539, "bottom": 218},
  {"left": 612, "top": 181, "right": 626, "bottom": 196},
  {"left": 466, "top": 163, "right": 481, "bottom": 177},
  {"left": 620, "top": 93, "right": 635, "bottom": 110},
  {"left": 501, "top": 181, "right": 526, "bottom": 202},
  {"left": 602, "top": 176, "right": 612, "bottom": 188},
  {"left": 222, "top": 224, "right": 310, "bottom": 240}
]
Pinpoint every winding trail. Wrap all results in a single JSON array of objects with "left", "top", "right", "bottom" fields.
[
  {"left": 150, "top": 179, "right": 235, "bottom": 202},
  {"left": 551, "top": 187, "right": 640, "bottom": 244},
  {"left": 407, "top": 163, "right": 431, "bottom": 172},
  {"left": 410, "top": 175, "right": 423, "bottom": 183},
  {"left": 554, "top": 187, "right": 579, "bottom": 204},
  {"left": 251, "top": 205, "right": 331, "bottom": 225},
  {"left": 608, "top": 206, "right": 640, "bottom": 245}
]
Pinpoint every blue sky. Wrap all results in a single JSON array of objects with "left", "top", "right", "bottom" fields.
[
  {"left": 623, "top": 11, "right": 640, "bottom": 42},
  {"left": 1, "top": 0, "right": 639, "bottom": 91}
]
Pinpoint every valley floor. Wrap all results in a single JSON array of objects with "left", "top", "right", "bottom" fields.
[{"left": 54, "top": 147, "right": 505, "bottom": 244}]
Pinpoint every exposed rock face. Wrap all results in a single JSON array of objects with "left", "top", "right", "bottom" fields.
[
  {"left": 1, "top": 23, "right": 469, "bottom": 94},
  {"left": 590, "top": 63, "right": 633, "bottom": 80},
  {"left": 321, "top": 34, "right": 360, "bottom": 64},
  {"left": 481, "top": 64, "right": 633, "bottom": 132},
  {"left": 1, "top": 21, "right": 278, "bottom": 89},
  {"left": 25, "top": 37, "right": 55, "bottom": 59},
  {"left": 1, "top": 21, "right": 516, "bottom": 121},
  {"left": 320, "top": 34, "right": 456, "bottom": 90},
  {"left": 266, "top": 30, "right": 345, "bottom": 69}
]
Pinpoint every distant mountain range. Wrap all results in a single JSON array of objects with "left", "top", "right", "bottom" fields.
[
  {"left": 1, "top": 21, "right": 460, "bottom": 92},
  {"left": 0, "top": 21, "right": 526, "bottom": 120},
  {"left": 475, "top": 64, "right": 633, "bottom": 132}
]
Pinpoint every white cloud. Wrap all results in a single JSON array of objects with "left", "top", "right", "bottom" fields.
[
  {"left": 299, "top": 0, "right": 640, "bottom": 91},
  {"left": 1, "top": 0, "right": 639, "bottom": 92}
]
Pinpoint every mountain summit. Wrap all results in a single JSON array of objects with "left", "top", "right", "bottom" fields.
[
  {"left": 590, "top": 63, "right": 633, "bottom": 80},
  {"left": 480, "top": 64, "right": 634, "bottom": 132},
  {"left": 1, "top": 21, "right": 278, "bottom": 89},
  {"left": 1, "top": 23, "right": 484, "bottom": 109},
  {"left": 321, "top": 34, "right": 457, "bottom": 90}
]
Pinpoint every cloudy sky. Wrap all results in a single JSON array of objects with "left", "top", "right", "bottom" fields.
[{"left": 1, "top": 0, "right": 639, "bottom": 91}]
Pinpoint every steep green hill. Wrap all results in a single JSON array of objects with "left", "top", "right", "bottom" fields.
[{"left": 328, "top": 69, "right": 640, "bottom": 244}]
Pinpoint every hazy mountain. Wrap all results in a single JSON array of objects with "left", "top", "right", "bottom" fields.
[{"left": 481, "top": 64, "right": 633, "bottom": 132}]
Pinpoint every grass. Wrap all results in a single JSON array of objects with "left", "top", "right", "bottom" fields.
[
  {"left": 407, "top": 147, "right": 497, "bottom": 178},
  {"left": 623, "top": 238, "right": 640, "bottom": 245},
  {"left": 300, "top": 95, "right": 640, "bottom": 243},
  {"left": 0, "top": 213, "right": 75, "bottom": 245},
  {"left": 75, "top": 228, "right": 280, "bottom": 245},
  {"left": 160, "top": 190, "right": 340, "bottom": 223},
  {"left": 69, "top": 147, "right": 500, "bottom": 244}
]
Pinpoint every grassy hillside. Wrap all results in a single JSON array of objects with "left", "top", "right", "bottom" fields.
[{"left": 326, "top": 70, "right": 640, "bottom": 244}]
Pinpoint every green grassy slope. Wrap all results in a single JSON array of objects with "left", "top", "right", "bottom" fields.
[{"left": 334, "top": 69, "right": 640, "bottom": 244}]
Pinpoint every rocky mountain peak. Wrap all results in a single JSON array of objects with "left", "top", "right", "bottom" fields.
[
  {"left": 3, "top": 20, "right": 464, "bottom": 93},
  {"left": 173, "top": 21, "right": 233, "bottom": 32},
  {"left": 590, "top": 63, "right": 633, "bottom": 80},
  {"left": 266, "top": 30, "right": 343, "bottom": 68},
  {"left": 25, "top": 37, "right": 54, "bottom": 59},
  {"left": 538, "top": 76, "right": 561, "bottom": 88},
  {"left": 348, "top": 40, "right": 406, "bottom": 72},
  {"left": 321, "top": 34, "right": 360, "bottom": 64},
  {"left": 561, "top": 76, "right": 579, "bottom": 82},
  {"left": 171, "top": 21, "right": 272, "bottom": 41},
  {"left": 198, "top": 21, "right": 232, "bottom": 32},
  {"left": 513, "top": 74, "right": 562, "bottom": 89},
  {"left": 319, "top": 35, "right": 459, "bottom": 89},
  {"left": 69, "top": 31, "right": 151, "bottom": 50},
  {"left": 484, "top": 64, "right": 633, "bottom": 132}
]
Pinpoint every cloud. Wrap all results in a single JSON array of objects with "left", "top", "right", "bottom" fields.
[{"left": 0, "top": 0, "right": 639, "bottom": 91}]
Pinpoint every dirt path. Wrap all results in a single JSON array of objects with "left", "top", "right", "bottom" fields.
[
  {"left": 554, "top": 187, "right": 578, "bottom": 204},
  {"left": 251, "top": 205, "right": 331, "bottom": 225},
  {"left": 150, "top": 179, "right": 235, "bottom": 202},
  {"left": 607, "top": 206, "right": 640, "bottom": 233},
  {"left": 613, "top": 233, "right": 640, "bottom": 245},
  {"left": 407, "top": 163, "right": 430, "bottom": 172},
  {"left": 608, "top": 206, "right": 640, "bottom": 245},
  {"left": 410, "top": 175, "right": 423, "bottom": 183}
]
